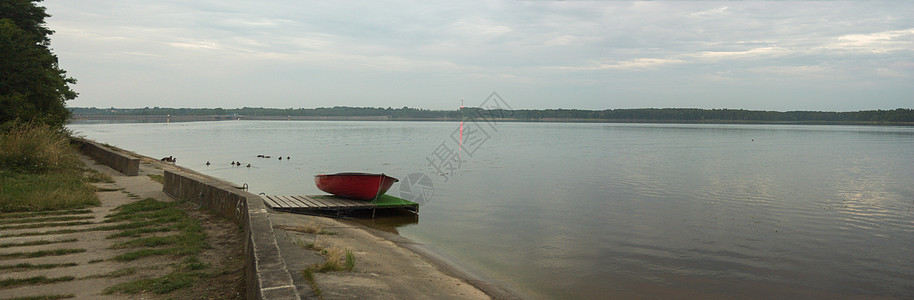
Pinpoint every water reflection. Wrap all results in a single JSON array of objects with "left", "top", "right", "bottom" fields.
[{"left": 344, "top": 209, "right": 419, "bottom": 234}]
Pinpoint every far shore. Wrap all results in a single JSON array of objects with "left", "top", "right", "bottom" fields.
[{"left": 69, "top": 114, "right": 914, "bottom": 126}]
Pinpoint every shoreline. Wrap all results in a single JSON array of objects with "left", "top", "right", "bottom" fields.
[
  {"left": 99, "top": 142, "right": 518, "bottom": 299},
  {"left": 68, "top": 115, "right": 914, "bottom": 126},
  {"left": 337, "top": 218, "right": 524, "bottom": 300}
]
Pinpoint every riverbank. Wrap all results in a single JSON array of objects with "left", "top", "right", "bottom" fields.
[{"left": 87, "top": 141, "right": 515, "bottom": 299}]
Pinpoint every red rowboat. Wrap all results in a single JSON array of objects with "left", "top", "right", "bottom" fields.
[{"left": 314, "top": 173, "right": 399, "bottom": 200}]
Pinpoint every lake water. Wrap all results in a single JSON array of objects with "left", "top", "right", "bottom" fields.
[{"left": 67, "top": 121, "right": 914, "bottom": 299}]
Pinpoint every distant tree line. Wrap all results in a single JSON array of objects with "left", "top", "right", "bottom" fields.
[
  {"left": 69, "top": 106, "right": 914, "bottom": 124},
  {"left": 69, "top": 106, "right": 461, "bottom": 118},
  {"left": 493, "top": 108, "right": 914, "bottom": 123}
]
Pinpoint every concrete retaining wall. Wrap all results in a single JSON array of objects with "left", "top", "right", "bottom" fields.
[
  {"left": 72, "top": 139, "right": 139, "bottom": 176},
  {"left": 163, "top": 170, "right": 300, "bottom": 299}
]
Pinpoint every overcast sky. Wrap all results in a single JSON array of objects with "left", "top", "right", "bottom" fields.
[{"left": 45, "top": 1, "right": 913, "bottom": 111}]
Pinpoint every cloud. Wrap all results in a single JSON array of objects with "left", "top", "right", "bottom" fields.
[
  {"left": 748, "top": 65, "right": 835, "bottom": 79},
  {"left": 690, "top": 6, "right": 729, "bottom": 18},
  {"left": 593, "top": 58, "right": 687, "bottom": 70},
  {"left": 43, "top": 1, "right": 914, "bottom": 110},
  {"left": 825, "top": 28, "right": 914, "bottom": 53},
  {"left": 693, "top": 47, "right": 787, "bottom": 60}
]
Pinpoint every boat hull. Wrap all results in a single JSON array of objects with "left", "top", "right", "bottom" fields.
[{"left": 314, "top": 173, "right": 399, "bottom": 200}]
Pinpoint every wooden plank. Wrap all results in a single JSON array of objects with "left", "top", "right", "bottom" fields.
[
  {"left": 261, "top": 197, "right": 276, "bottom": 208},
  {"left": 272, "top": 195, "right": 294, "bottom": 208},
  {"left": 263, "top": 195, "right": 284, "bottom": 208},
  {"left": 264, "top": 195, "right": 414, "bottom": 214},
  {"left": 293, "top": 195, "right": 321, "bottom": 208},
  {"left": 323, "top": 196, "right": 367, "bottom": 208},
  {"left": 294, "top": 195, "right": 322, "bottom": 208},
  {"left": 310, "top": 196, "right": 336, "bottom": 207},
  {"left": 282, "top": 195, "right": 306, "bottom": 208},
  {"left": 316, "top": 196, "right": 345, "bottom": 207},
  {"left": 276, "top": 195, "right": 302, "bottom": 208},
  {"left": 260, "top": 196, "right": 274, "bottom": 208}
]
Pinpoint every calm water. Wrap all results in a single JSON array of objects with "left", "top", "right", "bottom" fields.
[{"left": 68, "top": 121, "right": 914, "bottom": 299}]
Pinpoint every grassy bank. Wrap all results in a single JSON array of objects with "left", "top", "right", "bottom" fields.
[{"left": 0, "top": 121, "right": 99, "bottom": 212}]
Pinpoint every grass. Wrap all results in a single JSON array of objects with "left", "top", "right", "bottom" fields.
[
  {"left": 147, "top": 174, "right": 164, "bottom": 184},
  {"left": 275, "top": 222, "right": 337, "bottom": 235},
  {"left": 0, "top": 215, "right": 94, "bottom": 225},
  {"left": 101, "top": 198, "right": 215, "bottom": 296},
  {"left": 0, "top": 249, "right": 86, "bottom": 260},
  {"left": 83, "top": 267, "right": 136, "bottom": 279},
  {"left": 302, "top": 268, "right": 322, "bottom": 297},
  {"left": 0, "top": 276, "right": 75, "bottom": 289},
  {"left": 0, "top": 263, "right": 78, "bottom": 272},
  {"left": 0, "top": 229, "right": 85, "bottom": 239},
  {"left": 297, "top": 237, "right": 356, "bottom": 297},
  {"left": 0, "top": 238, "right": 78, "bottom": 248},
  {"left": 83, "top": 167, "right": 114, "bottom": 183},
  {"left": 0, "top": 295, "right": 75, "bottom": 300},
  {"left": 102, "top": 198, "right": 207, "bottom": 262},
  {"left": 0, "top": 121, "right": 79, "bottom": 174},
  {"left": 0, "top": 121, "right": 99, "bottom": 213},
  {"left": 0, "top": 210, "right": 92, "bottom": 219},
  {"left": 0, "top": 221, "right": 95, "bottom": 231},
  {"left": 0, "top": 172, "right": 101, "bottom": 212},
  {"left": 104, "top": 272, "right": 201, "bottom": 295}
]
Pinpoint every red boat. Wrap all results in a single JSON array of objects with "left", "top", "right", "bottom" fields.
[{"left": 314, "top": 173, "right": 399, "bottom": 200}]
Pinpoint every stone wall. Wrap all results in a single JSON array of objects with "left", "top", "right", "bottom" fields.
[
  {"left": 163, "top": 170, "right": 300, "bottom": 299},
  {"left": 71, "top": 139, "right": 139, "bottom": 176}
]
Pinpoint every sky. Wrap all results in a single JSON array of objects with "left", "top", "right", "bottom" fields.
[{"left": 44, "top": 1, "right": 913, "bottom": 111}]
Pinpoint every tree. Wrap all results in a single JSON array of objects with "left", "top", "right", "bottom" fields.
[{"left": 0, "top": 0, "right": 77, "bottom": 127}]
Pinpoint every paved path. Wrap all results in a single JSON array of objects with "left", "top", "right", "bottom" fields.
[{"left": 0, "top": 155, "right": 178, "bottom": 299}]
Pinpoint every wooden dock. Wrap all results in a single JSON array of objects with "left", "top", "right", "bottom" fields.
[{"left": 261, "top": 194, "right": 419, "bottom": 215}]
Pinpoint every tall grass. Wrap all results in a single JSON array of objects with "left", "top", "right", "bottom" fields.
[
  {"left": 0, "top": 121, "right": 80, "bottom": 173},
  {"left": 0, "top": 121, "right": 99, "bottom": 212}
]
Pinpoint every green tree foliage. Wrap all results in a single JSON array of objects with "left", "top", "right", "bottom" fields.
[{"left": 0, "top": 0, "right": 77, "bottom": 128}]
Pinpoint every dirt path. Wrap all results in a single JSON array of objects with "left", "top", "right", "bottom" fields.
[{"left": 0, "top": 155, "right": 243, "bottom": 299}]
